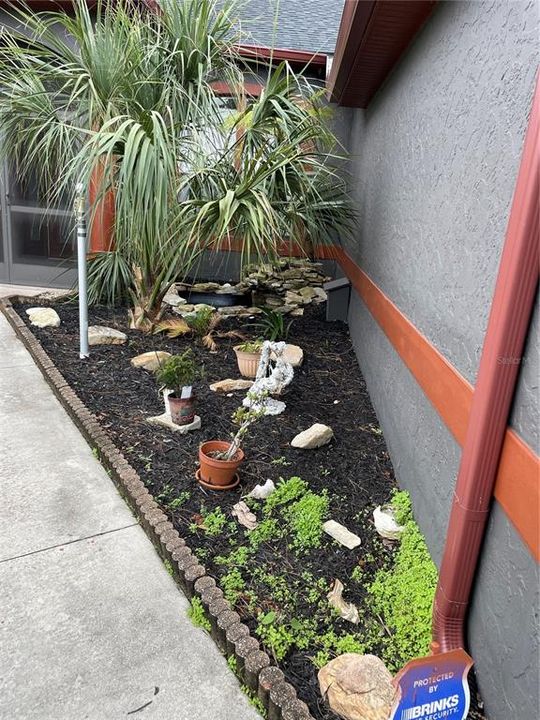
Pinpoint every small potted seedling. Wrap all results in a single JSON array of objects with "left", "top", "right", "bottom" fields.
[
  {"left": 234, "top": 309, "right": 292, "bottom": 378},
  {"left": 197, "top": 391, "right": 268, "bottom": 489},
  {"left": 155, "top": 350, "right": 203, "bottom": 426}
]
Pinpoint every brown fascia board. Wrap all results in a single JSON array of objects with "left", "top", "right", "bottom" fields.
[{"left": 327, "top": 0, "right": 438, "bottom": 108}]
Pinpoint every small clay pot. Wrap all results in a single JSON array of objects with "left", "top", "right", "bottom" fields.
[
  {"left": 234, "top": 345, "right": 262, "bottom": 379},
  {"left": 198, "top": 440, "right": 244, "bottom": 487},
  {"left": 168, "top": 393, "right": 196, "bottom": 426}
]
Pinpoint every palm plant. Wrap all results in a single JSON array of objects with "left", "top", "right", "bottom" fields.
[{"left": 0, "top": 0, "right": 353, "bottom": 330}]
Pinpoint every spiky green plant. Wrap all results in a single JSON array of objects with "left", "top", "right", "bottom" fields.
[{"left": 0, "top": 0, "right": 353, "bottom": 329}]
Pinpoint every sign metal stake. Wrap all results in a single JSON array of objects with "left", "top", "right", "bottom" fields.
[{"left": 75, "top": 183, "right": 89, "bottom": 359}]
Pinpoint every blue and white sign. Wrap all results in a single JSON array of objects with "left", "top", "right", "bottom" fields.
[{"left": 390, "top": 649, "right": 473, "bottom": 720}]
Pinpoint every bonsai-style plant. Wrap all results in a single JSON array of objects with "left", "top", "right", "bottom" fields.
[
  {"left": 155, "top": 350, "right": 203, "bottom": 426},
  {"left": 198, "top": 391, "right": 268, "bottom": 489}
]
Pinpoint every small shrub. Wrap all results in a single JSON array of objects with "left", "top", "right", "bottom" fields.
[
  {"left": 188, "top": 597, "right": 211, "bottom": 632},
  {"left": 256, "top": 615, "right": 295, "bottom": 661},
  {"left": 253, "top": 307, "right": 291, "bottom": 341},
  {"left": 286, "top": 489, "right": 329, "bottom": 551},
  {"left": 367, "top": 500, "right": 438, "bottom": 671},
  {"left": 201, "top": 506, "right": 228, "bottom": 536},
  {"left": 392, "top": 488, "right": 413, "bottom": 526},
  {"left": 248, "top": 518, "right": 282, "bottom": 550},
  {"left": 155, "top": 350, "right": 202, "bottom": 393},
  {"left": 221, "top": 568, "right": 245, "bottom": 605},
  {"left": 264, "top": 476, "right": 308, "bottom": 514},
  {"left": 185, "top": 306, "right": 215, "bottom": 336}
]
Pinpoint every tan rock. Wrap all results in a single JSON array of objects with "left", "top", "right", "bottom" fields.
[
  {"left": 191, "top": 282, "right": 220, "bottom": 292},
  {"left": 298, "top": 286, "right": 317, "bottom": 300},
  {"left": 282, "top": 344, "right": 304, "bottom": 367},
  {"left": 291, "top": 423, "right": 333, "bottom": 449},
  {"left": 131, "top": 351, "right": 172, "bottom": 372},
  {"left": 323, "top": 520, "right": 361, "bottom": 549},
  {"left": 88, "top": 326, "right": 127, "bottom": 345},
  {"left": 210, "top": 379, "right": 254, "bottom": 393},
  {"left": 318, "top": 654, "right": 395, "bottom": 720},
  {"left": 162, "top": 293, "right": 187, "bottom": 307},
  {"left": 26, "top": 307, "right": 61, "bottom": 328}
]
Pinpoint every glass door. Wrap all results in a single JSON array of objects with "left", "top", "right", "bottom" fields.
[
  {"left": 0, "top": 169, "right": 7, "bottom": 282},
  {"left": 1, "top": 162, "right": 77, "bottom": 288}
]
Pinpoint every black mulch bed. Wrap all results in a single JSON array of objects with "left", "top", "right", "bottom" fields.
[{"left": 13, "top": 300, "right": 485, "bottom": 720}]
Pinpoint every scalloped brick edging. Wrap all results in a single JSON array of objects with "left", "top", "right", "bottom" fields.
[{"left": 0, "top": 297, "right": 315, "bottom": 720}]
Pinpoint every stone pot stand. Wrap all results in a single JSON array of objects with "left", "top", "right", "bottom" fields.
[{"left": 0, "top": 296, "right": 314, "bottom": 720}]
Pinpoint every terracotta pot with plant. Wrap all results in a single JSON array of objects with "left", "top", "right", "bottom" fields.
[
  {"left": 197, "top": 391, "right": 268, "bottom": 490},
  {"left": 155, "top": 350, "right": 203, "bottom": 426}
]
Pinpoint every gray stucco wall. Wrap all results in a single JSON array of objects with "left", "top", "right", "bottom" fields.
[{"left": 340, "top": 1, "right": 539, "bottom": 718}]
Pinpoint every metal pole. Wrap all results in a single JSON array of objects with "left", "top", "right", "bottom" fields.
[{"left": 75, "top": 183, "right": 89, "bottom": 359}]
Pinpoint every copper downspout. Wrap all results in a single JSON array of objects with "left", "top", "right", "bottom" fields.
[{"left": 432, "top": 77, "right": 540, "bottom": 653}]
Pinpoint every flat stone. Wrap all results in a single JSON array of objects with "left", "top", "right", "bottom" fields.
[
  {"left": 323, "top": 520, "right": 361, "bottom": 549},
  {"left": 191, "top": 282, "right": 221, "bottom": 292},
  {"left": 25, "top": 307, "right": 61, "bottom": 328},
  {"left": 291, "top": 423, "right": 333, "bottom": 449},
  {"left": 290, "top": 308, "right": 304, "bottom": 316},
  {"left": 193, "top": 303, "right": 216, "bottom": 312},
  {"left": 162, "top": 293, "right": 187, "bottom": 307},
  {"left": 217, "top": 305, "right": 250, "bottom": 316},
  {"left": 173, "top": 304, "right": 196, "bottom": 316},
  {"left": 210, "top": 379, "right": 253, "bottom": 393},
  {"left": 318, "top": 654, "right": 394, "bottom": 720},
  {"left": 298, "top": 286, "right": 317, "bottom": 300},
  {"left": 88, "top": 326, "right": 127, "bottom": 345},
  {"left": 131, "top": 351, "right": 172, "bottom": 373},
  {"left": 146, "top": 413, "right": 201, "bottom": 434},
  {"left": 285, "top": 291, "right": 304, "bottom": 305}
]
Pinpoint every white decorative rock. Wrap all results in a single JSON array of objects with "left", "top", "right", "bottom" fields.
[
  {"left": 88, "top": 326, "right": 127, "bottom": 345},
  {"left": 318, "top": 654, "right": 395, "bottom": 720},
  {"left": 26, "top": 307, "right": 60, "bottom": 328},
  {"left": 291, "top": 423, "right": 333, "bottom": 449},
  {"left": 246, "top": 479, "right": 276, "bottom": 500},
  {"left": 130, "top": 351, "right": 171, "bottom": 372},
  {"left": 373, "top": 505, "right": 405, "bottom": 541},
  {"left": 210, "top": 379, "right": 253, "bottom": 393},
  {"left": 323, "top": 520, "right": 361, "bottom": 549},
  {"left": 312, "top": 287, "right": 328, "bottom": 303}
]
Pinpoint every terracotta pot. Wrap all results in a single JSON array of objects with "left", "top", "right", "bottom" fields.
[
  {"left": 198, "top": 441, "right": 244, "bottom": 487},
  {"left": 234, "top": 345, "right": 262, "bottom": 379},
  {"left": 168, "top": 393, "right": 196, "bottom": 426}
]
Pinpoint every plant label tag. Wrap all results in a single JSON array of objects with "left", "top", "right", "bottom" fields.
[
  {"left": 181, "top": 385, "right": 192, "bottom": 399},
  {"left": 390, "top": 649, "right": 473, "bottom": 720}
]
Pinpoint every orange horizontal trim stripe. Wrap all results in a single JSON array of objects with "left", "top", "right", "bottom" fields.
[
  {"left": 210, "top": 81, "right": 263, "bottom": 97},
  {"left": 316, "top": 244, "right": 539, "bottom": 560}
]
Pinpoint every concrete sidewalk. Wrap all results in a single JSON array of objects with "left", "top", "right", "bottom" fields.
[{"left": 0, "top": 313, "right": 260, "bottom": 720}]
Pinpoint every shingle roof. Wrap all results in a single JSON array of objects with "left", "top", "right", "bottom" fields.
[{"left": 235, "top": 0, "right": 345, "bottom": 55}]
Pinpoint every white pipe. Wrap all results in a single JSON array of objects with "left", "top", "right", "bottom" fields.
[{"left": 75, "top": 183, "right": 89, "bottom": 359}]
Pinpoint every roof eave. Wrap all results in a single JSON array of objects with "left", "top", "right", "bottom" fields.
[{"left": 327, "top": 0, "right": 438, "bottom": 108}]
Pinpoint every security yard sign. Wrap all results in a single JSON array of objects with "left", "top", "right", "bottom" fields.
[{"left": 390, "top": 649, "right": 473, "bottom": 720}]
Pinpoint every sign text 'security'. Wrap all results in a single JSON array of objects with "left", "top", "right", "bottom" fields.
[{"left": 389, "top": 649, "right": 474, "bottom": 720}]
